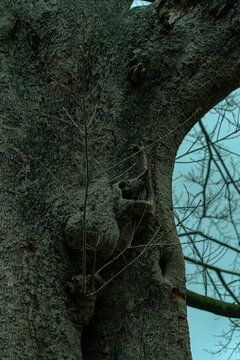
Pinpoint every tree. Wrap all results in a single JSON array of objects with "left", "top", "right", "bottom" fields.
[
  {"left": 0, "top": 0, "right": 239, "bottom": 359},
  {"left": 173, "top": 92, "right": 240, "bottom": 357}
]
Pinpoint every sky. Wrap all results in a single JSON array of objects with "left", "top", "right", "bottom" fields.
[
  {"left": 131, "top": 1, "right": 240, "bottom": 359},
  {"left": 173, "top": 94, "right": 240, "bottom": 360}
]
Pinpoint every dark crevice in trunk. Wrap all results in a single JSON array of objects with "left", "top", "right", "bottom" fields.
[
  {"left": 159, "top": 254, "right": 166, "bottom": 276},
  {"left": 81, "top": 300, "right": 99, "bottom": 360}
]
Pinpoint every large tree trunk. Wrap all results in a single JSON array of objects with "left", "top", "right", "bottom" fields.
[{"left": 1, "top": 0, "right": 239, "bottom": 359}]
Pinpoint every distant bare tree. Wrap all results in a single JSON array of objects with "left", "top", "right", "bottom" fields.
[{"left": 173, "top": 91, "right": 240, "bottom": 357}]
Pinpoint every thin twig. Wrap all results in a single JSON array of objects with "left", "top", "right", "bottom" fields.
[
  {"left": 89, "top": 201, "right": 200, "bottom": 296},
  {"left": 81, "top": 10, "right": 88, "bottom": 294},
  {"left": 88, "top": 162, "right": 136, "bottom": 196},
  {"left": 93, "top": 202, "right": 151, "bottom": 279},
  {"left": 179, "top": 231, "right": 240, "bottom": 254},
  {"left": 216, "top": 271, "right": 240, "bottom": 304},
  {"left": 184, "top": 256, "right": 240, "bottom": 277},
  {"left": 46, "top": 167, "right": 82, "bottom": 214},
  {"left": 91, "top": 108, "right": 202, "bottom": 181},
  {"left": 62, "top": 106, "right": 84, "bottom": 134},
  {"left": 18, "top": 103, "right": 74, "bottom": 126}
]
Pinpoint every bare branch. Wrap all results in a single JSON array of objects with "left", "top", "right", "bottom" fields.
[
  {"left": 179, "top": 231, "right": 240, "bottom": 254},
  {"left": 91, "top": 108, "right": 201, "bottom": 180},
  {"left": 186, "top": 290, "right": 240, "bottom": 318},
  {"left": 216, "top": 271, "right": 240, "bottom": 304},
  {"left": 184, "top": 256, "right": 240, "bottom": 277}
]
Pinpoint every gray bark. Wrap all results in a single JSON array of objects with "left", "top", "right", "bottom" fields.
[{"left": 0, "top": 0, "right": 239, "bottom": 359}]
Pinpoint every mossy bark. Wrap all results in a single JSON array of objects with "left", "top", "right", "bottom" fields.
[{"left": 0, "top": 0, "right": 239, "bottom": 359}]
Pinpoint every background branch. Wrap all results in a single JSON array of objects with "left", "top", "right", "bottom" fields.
[{"left": 186, "top": 290, "right": 240, "bottom": 318}]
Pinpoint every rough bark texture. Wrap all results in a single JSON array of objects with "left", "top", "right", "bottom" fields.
[{"left": 0, "top": 0, "right": 239, "bottom": 359}]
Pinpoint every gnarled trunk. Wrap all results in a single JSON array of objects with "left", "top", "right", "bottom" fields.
[{"left": 1, "top": 0, "right": 239, "bottom": 359}]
